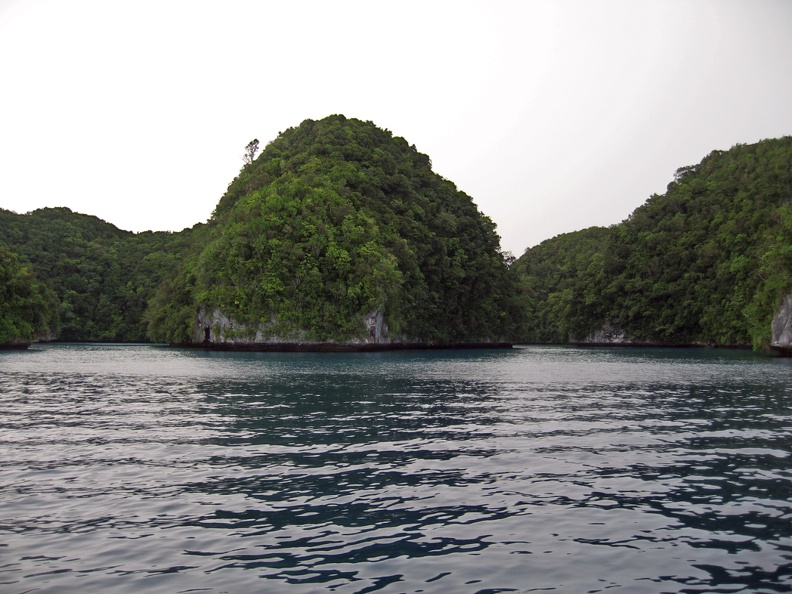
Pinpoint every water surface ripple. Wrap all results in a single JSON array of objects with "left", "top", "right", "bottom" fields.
[{"left": 1, "top": 344, "right": 790, "bottom": 593}]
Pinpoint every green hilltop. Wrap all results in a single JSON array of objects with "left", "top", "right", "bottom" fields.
[
  {"left": 0, "top": 206, "right": 204, "bottom": 344},
  {"left": 148, "top": 115, "right": 520, "bottom": 347},
  {"left": 1, "top": 117, "right": 790, "bottom": 353}
]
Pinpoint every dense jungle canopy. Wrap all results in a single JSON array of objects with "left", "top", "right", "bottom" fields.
[
  {"left": 514, "top": 136, "right": 792, "bottom": 349},
  {"left": 0, "top": 207, "right": 203, "bottom": 342},
  {"left": 1, "top": 116, "right": 519, "bottom": 347},
  {"left": 148, "top": 115, "right": 520, "bottom": 345},
  {"left": 0, "top": 245, "right": 56, "bottom": 346},
  {"left": 1, "top": 118, "right": 789, "bottom": 351}
]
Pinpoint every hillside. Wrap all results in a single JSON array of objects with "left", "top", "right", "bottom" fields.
[
  {"left": 3, "top": 123, "right": 789, "bottom": 352},
  {"left": 0, "top": 245, "right": 56, "bottom": 347},
  {"left": 515, "top": 137, "right": 792, "bottom": 350},
  {"left": 147, "top": 115, "right": 520, "bottom": 348},
  {"left": 0, "top": 207, "right": 202, "bottom": 342}
]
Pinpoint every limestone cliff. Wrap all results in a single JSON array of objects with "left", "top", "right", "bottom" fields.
[
  {"left": 194, "top": 307, "right": 390, "bottom": 350},
  {"left": 571, "top": 325, "right": 629, "bottom": 345},
  {"left": 771, "top": 294, "right": 792, "bottom": 355},
  {"left": 192, "top": 306, "right": 511, "bottom": 351},
  {"left": 569, "top": 305, "right": 792, "bottom": 353}
]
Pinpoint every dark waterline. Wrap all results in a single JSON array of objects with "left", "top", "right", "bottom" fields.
[{"left": 1, "top": 344, "right": 790, "bottom": 593}]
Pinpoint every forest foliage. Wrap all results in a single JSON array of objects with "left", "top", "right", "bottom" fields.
[
  {"left": 0, "top": 207, "right": 203, "bottom": 342},
  {"left": 0, "top": 245, "right": 56, "bottom": 345},
  {"left": 1, "top": 116, "right": 519, "bottom": 346},
  {"left": 2, "top": 121, "right": 789, "bottom": 350},
  {"left": 514, "top": 137, "right": 792, "bottom": 349},
  {"left": 150, "top": 115, "right": 520, "bottom": 344}
]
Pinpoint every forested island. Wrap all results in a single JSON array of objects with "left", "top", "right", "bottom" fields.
[
  {"left": 1, "top": 116, "right": 790, "bottom": 353},
  {"left": 514, "top": 137, "right": 792, "bottom": 353},
  {"left": 1, "top": 116, "right": 518, "bottom": 350}
]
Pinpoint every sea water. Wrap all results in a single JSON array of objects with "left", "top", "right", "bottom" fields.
[{"left": 1, "top": 344, "right": 790, "bottom": 593}]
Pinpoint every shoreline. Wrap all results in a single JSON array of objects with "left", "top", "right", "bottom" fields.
[{"left": 176, "top": 341, "right": 515, "bottom": 353}]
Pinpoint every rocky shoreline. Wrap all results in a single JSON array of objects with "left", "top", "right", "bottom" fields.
[{"left": 179, "top": 341, "right": 514, "bottom": 353}]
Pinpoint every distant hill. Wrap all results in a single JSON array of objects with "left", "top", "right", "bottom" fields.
[
  {"left": 0, "top": 207, "right": 202, "bottom": 342},
  {"left": 514, "top": 137, "right": 792, "bottom": 350}
]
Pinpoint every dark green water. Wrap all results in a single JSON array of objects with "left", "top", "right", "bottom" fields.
[{"left": 1, "top": 344, "right": 790, "bottom": 593}]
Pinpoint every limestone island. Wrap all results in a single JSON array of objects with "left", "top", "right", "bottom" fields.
[
  {"left": 2, "top": 120, "right": 790, "bottom": 355},
  {"left": 147, "top": 115, "right": 519, "bottom": 351}
]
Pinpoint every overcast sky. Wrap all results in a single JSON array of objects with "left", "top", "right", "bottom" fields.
[{"left": 0, "top": 0, "right": 789, "bottom": 255}]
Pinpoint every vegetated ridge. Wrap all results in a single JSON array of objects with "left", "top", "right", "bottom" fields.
[
  {"left": 0, "top": 244, "right": 56, "bottom": 347},
  {"left": 1, "top": 116, "right": 520, "bottom": 349},
  {"left": 147, "top": 115, "right": 520, "bottom": 348},
  {"left": 513, "top": 136, "right": 792, "bottom": 351},
  {"left": 0, "top": 206, "right": 204, "bottom": 344},
  {"left": 1, "top": 120, "right": 790, "bottom": 353}
]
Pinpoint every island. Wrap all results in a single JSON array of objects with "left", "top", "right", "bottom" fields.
[{"left": 1, "top": 119, "right": 790, "bottom": 354}]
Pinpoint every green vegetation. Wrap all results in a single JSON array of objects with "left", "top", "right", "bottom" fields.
[
  {"left": 1, "top": 116, "right": 517, "bottom": 347},
  {"left": 150, "top": 115, "right": 519, "bottom": 344},
  {"left": 0, "top": 207, "right": 202, "bottom": 342},
  {"left": 2, "top": 119, "right": 788, "bottom": 351},
  {"left": 512, "top": 226, "right": 611, "bottom": 343},
  {"left": 0, "top": 245, "right": 56, "bottom": 346},
  {"left": 515, "top": 137, "right": 792, "bottom": 349}
]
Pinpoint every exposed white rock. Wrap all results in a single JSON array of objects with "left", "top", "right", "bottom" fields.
[
  {"left": 771, "top": 294, "right": 792, "bottom": 352},
  {"left": 364, "top": 309, "right": 388, "bottom": 344},
  {"left": 194, "top": 307, "right": 390, "bottom": 346},
  {"left": 572, "top": 325, "right": 628, "bottom": 344}
]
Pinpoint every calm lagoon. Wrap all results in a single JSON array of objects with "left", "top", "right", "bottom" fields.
[{"left": 1, "top": 343, "right": 790, "bottom": 593}]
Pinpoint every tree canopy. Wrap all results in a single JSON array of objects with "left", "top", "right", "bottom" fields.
[
  {"left": 1, "top": 117, "right": 519, "bottom": 348},
  {"left": 0, "top": 207, "right": 203, "bottom": 342},
  {"left": 150, "top": 115, "right": 520, "bottom": 345},
  {"left": 515, "top": 137, "right": 792, "bottom": 349},
  {"left": 2, "top": 120, "right": 788, "bottom": 352},
  {"left": 0, "top": 245, "right": 56, "bottom": 346}
]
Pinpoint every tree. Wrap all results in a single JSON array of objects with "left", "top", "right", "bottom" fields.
[
  {"left": 514, "top": 137, "right": 792, "bottom": 349},
  {"left": 0, "top": 245, "right": 56, "bottom": 345},
  {"left": 243, "top": 139, "right": 260, "bottom": 165}
]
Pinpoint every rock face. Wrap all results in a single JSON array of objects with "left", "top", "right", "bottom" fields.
[
  {"left": 570, "top": 325, "right": 704, "bottom": 348},
  {"left": 573, "top": 325, "right": 629, "bottom": 345},
  {"left": 771, "top": 294, "right": 792, "bottom": 355},
  {"left": 569, "top": 303, "right": 792, "bottom": 354},
  {"left": 194, "top": 307, "right": 395, "bottom": 351},
  {"left": 193, "top": 306, "right": 510, "bottom": 352},
  {"left": 570, "top": 325, "right": 669, "bottom": 347}
]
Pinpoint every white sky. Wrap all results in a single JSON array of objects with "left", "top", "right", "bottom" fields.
[{"left": 0, "top": 0, "right": 790, "bottom": 255}]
